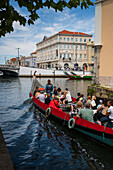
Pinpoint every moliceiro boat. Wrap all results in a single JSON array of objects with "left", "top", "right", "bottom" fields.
[
  {"left": 30, "top": 79, "right": 113, "bottom": 148},
  {"left": 63, "top": 71, "right": 93, "bottom": 80}
]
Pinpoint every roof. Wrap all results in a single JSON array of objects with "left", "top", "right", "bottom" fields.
[
  {"left": 59, "top": 30, "right": 91, "bottom": 36},
  {"left": 10, "top": 58, "right": 16, "bottom": 61},
  {"left": 32, "top": 51, "right": 37, "bottom": 54},
  {"left": 36, "top": 30, "right": 92, "bottom": 45}
]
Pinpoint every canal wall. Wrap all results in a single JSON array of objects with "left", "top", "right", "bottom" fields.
[
  {"left": 87, "top": 85, "right": 113, "bottom": 100},
  {"left": 19, "top": 66, "right": 92, "bottom": 77},
  {"left": 0, "top": 128, "right": 14, "bottom": 170}
]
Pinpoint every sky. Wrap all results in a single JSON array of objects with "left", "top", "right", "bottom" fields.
[{"left": 0, "top": 0, "right": 95, "bottom": 64}]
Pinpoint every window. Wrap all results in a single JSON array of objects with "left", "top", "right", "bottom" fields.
[
  {"left": 75, "top": 45, "right": 78, "bottom": 50},
  {"left": 67, "top": 44, "right": 69, "bottom": 49},
  {"left": 64, "top": 44, "right": 66, "bottom": 49},
  {"left": 89, "top": 39, "right": 91, "bottom": 42},
  {"left": 60, "top": 37, "right": 62, "bottom": 41},
  {"left": 60, "top": 54, "right": 62, "bottom": 58},
  {"left": 80, "top": 54, "right": 82, "bottom": 59},
  {"left": 80, "top": 38, "right": 82, "bottom": 42},
  {"left": 60, "top": 44, "right": 62, "bottom": 49},
  {"left": 75, "top": 38, "right": 78, "bottom": 42},
  {"left": 92, "top": 47, "right": 94, "bottom": 51},
  {"left": 64, "top": 54, "right": 66, "bottom": 59},
  {"left": 71, "top": 45, "right": 73, "bottom": 49},
  {"left": 80, "top": 45, "right": 82, "bottom": 50},
  {"left": 67, "top": 38, "right": 69, "bottom": 41},
  {"left": 84, "top": 38, "right": 86, "bottom": 42},
  {"left": 71, "top": 54, "right": 73, "bottom": 58},
  {"left": 67, "top": 54, "right": 70, "bottom": 59},
  {"left": 92, "top": 56, "right": 94, "bottom": 62},
  {"left": 64, "top": 37, "right": 66, "bottom": 41},
  {"left": 84, "top": 54, "right": 87, "bottom": 59},
  {"left": 75, "top": 54, "right": 77, "bottom": 61},
  {"left": 84, "top": 45, "right": 87, "bottom": 50},
  {"left": 71, "top": 38, "right": 73, "bottom": 42}
]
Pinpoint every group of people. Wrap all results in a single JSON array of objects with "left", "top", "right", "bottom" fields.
[{"left": 33, "top": 79, "right": 113, "bottom": 126}]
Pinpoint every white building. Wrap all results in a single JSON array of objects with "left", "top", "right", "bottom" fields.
[
  {"left": 36, "top": 30, "right": 92, "bottom": 69},
  {"left": 25, "top": 51, "right": 37, "bottom": 67}
]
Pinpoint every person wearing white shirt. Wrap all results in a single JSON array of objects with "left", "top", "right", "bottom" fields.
[{"left": 100, "top": 100, "right": 113, "bottom": 122}]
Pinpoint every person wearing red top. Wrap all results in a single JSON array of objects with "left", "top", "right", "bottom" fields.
[{"left": 49, "top": 97, "right": 62, "bottom": 112}]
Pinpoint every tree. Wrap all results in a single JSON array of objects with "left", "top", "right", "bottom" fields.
[{"left": 0, "top": 0, "right": 93, "bottom": 37}]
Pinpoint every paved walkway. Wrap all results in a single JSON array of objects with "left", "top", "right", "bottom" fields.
[{"left": 0, "top": 128, "right": 14, "bottom": 170}]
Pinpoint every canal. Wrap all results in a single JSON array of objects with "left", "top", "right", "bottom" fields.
[{"left": 0, "top": 77, "right": 113, "bottom": 169}]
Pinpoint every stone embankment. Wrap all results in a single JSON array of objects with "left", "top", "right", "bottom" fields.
[
  {"left": 87, "top": 85, "right": 113, "bottom": 100},
  {"left": 0, "top": 128, "right": 14, "bottom": 170}
]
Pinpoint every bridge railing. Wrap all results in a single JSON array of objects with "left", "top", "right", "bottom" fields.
[{"left": 0, "top": 65, "right": 19, "bottom": 70}]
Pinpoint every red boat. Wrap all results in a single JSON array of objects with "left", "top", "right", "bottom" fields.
[{"left": 30, "top": 79, "right": 113, "bottom": 148}]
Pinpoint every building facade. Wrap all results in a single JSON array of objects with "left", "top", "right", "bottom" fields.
[
  {"left": 94, "top": 0, "right": 113, "bottom": 84},
  {"left": 24, "top": 52, "right": 37, "bottom": 67},
  {"left": 36, "top": 30, "right": 92, "bottom": 69}
]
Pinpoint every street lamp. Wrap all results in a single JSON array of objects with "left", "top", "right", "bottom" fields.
[{"left": 4, "top": 56, "right": 7, "bottom": 64}]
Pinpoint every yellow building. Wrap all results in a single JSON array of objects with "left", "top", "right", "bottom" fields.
[
  {"left": 94, "top": 0, "right": 113, "bottom": 84},
  {"left": 36, "top": 30, "right": 92, "bottom": 69}
]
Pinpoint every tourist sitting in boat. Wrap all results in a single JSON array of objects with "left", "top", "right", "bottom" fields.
[
  {"left": 49, "top": 96, "right": 62, "bottom": 111},
  {"left": 93, "top": 99, "right": 108, "bottom": 121},
  {"left": 65, "top": 91, "right": 72, "bottom": 104},
  {"left": 75, "top": 101, "right": 83, "bottom": 114},
  {"left": 91, "top": 96, "right": 97, "bottom": 114},
  {"left": 35, "top": 88, "right": 41, "bottom": 98},
  {"left": 100, "top": 100, "right": 113, "bottom": 123},
  {"left": 65, "top": 88, "right": 70, "bottom": 94},
  {"left": 76, "top": 103, "right": 101, "bottom": 125},
  {"left": 37, "top": 91, "right": 45, "bottom": 103},
  {"left": 59, "top": 92, "right": 66, "bottom": 104},
  {"left": 45, "top": 93, "right": 51, "bottom": 105},
  {"left": 76, "top": 92, "right": 81, "bottom": 102},
  {"left": 53, "top": 86, "right": 58, "bottom": 96},
  {"left": 45, "top": 79, "right": 54, "bottom": 98},
  {"left": 70, "top": 101, "right": 83, "bottom": 117},
  {"left": 33, "top": 86, "right": 39, "bottom": 96},
  {"left": 57, "top": 87, "right": 62, "bottom": 97},
  {"left": 86, "top": 95, "right": 92, "bottom": 106},
  {"left": 79, "top": 93, "right": 85, "bottom": 105}
]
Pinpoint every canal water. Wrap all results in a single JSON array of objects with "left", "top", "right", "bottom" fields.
[{"left": 0, "top": 77, "right": 113, "bottom": 169}]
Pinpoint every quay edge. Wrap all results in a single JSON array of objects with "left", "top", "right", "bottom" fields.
[
  {"left": 0, "top": 128, "right": 14, "bottom": 170},
  {"left": 87, "top": 85, "right": 113, "bottom": 100}
]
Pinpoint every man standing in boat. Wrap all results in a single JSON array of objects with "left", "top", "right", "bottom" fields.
[{"left": 45, "top": 79, "right": 54, "bottom": 98}]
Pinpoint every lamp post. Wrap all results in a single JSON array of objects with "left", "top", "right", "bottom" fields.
[{"left": 4, "top": 56, "right": 7, "bottom": 64}]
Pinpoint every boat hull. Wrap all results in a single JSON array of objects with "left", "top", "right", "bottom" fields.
[{"left": 31, "top": 96, "right": 113, "bottom": 148}]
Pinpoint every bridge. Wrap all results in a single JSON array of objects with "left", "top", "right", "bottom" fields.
[{"left": 0, "top": 65, "right": 20, "bottom": 77}]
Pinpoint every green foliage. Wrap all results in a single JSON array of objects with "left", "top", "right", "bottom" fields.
[
  {"left": 109, "top": 94, "right": 113, "bottom": 97},
  {"left": 0, "top": 0, "right": 94, "bottom": 37},
  {"left": 87, "top": 88, "right": 96, "bottom": 95}
]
